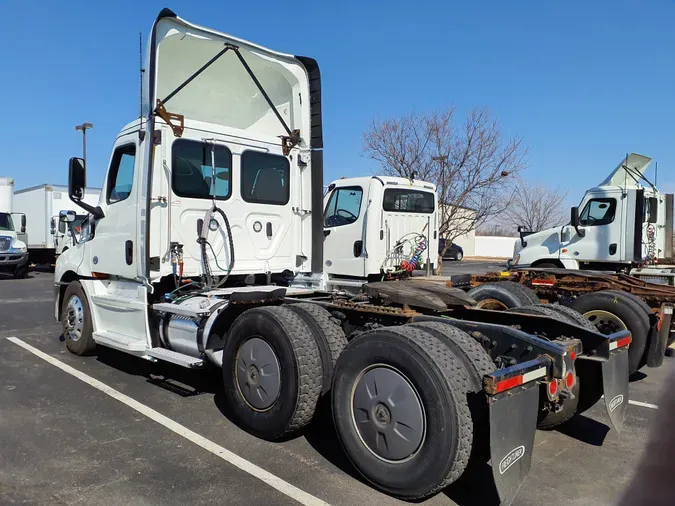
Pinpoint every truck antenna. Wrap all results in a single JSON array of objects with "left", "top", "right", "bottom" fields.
[{"left": 655, "top": 161, "right": 658, "bottom": 187}]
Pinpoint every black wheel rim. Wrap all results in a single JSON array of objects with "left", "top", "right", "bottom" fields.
[
  {"left": 235, "top": 337, "right": 281, "bottom": 411},
  {"left": 351, "top": 364, "right": 426, "bottom": 462}
]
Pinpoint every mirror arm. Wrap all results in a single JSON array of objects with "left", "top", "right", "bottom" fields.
[{"left": 69, "top": 195, "right": 104, "bottom": 220}]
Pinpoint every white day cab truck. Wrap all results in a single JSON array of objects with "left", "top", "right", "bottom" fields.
[
  {"left": 511, "top": 153, "right": 673, "bottom": 278},
  {"left": 463, "top": 153, "right": 675, "bottom": 376},
  {"left": 0, "top": 177, "right": 29, "bottom": 278},
  {"left": 55, "top": 9, "right": 632, "bottom": 504},
  {"left": 14, "top": 184, "right": 101, "bottom": 266}
]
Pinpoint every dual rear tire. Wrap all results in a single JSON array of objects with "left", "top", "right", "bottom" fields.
[{"left": 223, "top": 304, "right": 495, "bottom": 500}]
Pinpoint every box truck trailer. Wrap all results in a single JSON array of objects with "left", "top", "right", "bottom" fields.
[{"left": 14, "top": 184, "right": 101, "bottom": 265}]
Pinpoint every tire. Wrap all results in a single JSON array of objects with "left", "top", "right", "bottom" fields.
[
  {"left": 407, "top": 321, "right": 494, "bottom": 463},
  {"left": 286, "top": 302, "right": 348, "bottom": 396},
  {"left": 541, "top": 304, "right": 598, "bottom": 332},
  {"left": 332, "top": 325, "right": 473, "bottom": 500},
  {"left": 455, "top": 251, "right": 463, "bottom": 261},
  {"left": 570, "top": 291, "right": 650, "bottom": 375},
  {"left": 61, "top": 281, "right": 96, "bottom": 356},
  {"left": 534, "top": 262, "right": 559, "bottom": 269},
  {"left": 601, "top": 290, "right": 653, "bottom": 369},
  {"left": 506, "top": 304, "right": 582, "bottom": 428},
  {"left": 13, "top": 266, "right": 28, "bottom": 279},
  {"left": 467, "top": 281, "right": 539, "bottom": 310},
  {"left": 222, "top": 306, "right": 323, "bottom": 440}
]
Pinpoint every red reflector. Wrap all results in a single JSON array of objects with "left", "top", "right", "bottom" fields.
[
  {"left": 570, "top": 351, "right": 577, "bottom": 361},
  {"left": 495, "top": 375, "right": 523, "bottom": 393},
  {"left": 548, "top": 380, "right": 558, "bottom": 396},
  {"left": 566, "top": 372, "right": 575, "bottom": 389},
  {"left": 532, "top": 279, "right": 555, "bottom": 286},
  {"left": 617, "top": 336, "right": 632, "bottom": 348}
]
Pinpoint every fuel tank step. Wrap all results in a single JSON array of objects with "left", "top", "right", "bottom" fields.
[{"left": 146, "top": 348, "right": 204, "bottom": 369}]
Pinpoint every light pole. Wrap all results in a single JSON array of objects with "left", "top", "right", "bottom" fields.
[{"left": 75, "top": 123, "right": 94, "bottom": 169}]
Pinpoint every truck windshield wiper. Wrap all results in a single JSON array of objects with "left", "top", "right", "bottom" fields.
[{"left": 155, "top": 43, "right": 300, "bottom": 155}]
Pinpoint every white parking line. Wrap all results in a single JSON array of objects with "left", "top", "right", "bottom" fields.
[
  {"left": 602, "top": 395, "right": 659, "bottom": 410},
  {"left": 628, "top": 400, "right": 659, "bottom": 410},
  {"left": 6, "top": 337, "right": 331, "bottom": 506}
]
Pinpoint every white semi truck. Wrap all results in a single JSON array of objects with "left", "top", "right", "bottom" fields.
[
  {"left": 54, "top": 9, "right": 631, "bottom": 504},
  {"left": 0, "top": 177, "right": 29, "bottom": 278},
  {"left": 14, "top": 184, "right": 101, "bottom": 265},
  {"left": 511, "top": 153, "right": 674, "bottom": 276}
]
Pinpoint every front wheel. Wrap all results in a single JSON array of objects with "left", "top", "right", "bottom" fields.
[
  {"left": 455, "top": 251, "right": 463, "bottom": 261},
  {"left": 61, "top": 281, "right": 96, "bottom": 355}
]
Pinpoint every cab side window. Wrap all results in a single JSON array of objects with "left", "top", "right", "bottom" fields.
[
  {"left": 579, "top": 198, "right": 616, "bottom": 226},
  {"left": 324, "top": 186, "right": 363, "bottom": 227},
  {"left": 107, "top": 144, "right": 136, "bottom": 204}
]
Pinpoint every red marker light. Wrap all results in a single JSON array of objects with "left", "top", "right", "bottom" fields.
[
  {"left": 548, "top": 380, "right": 558, "bottom": 397},
  {"left": 566, "top": 372, "right": 575, "bottom": 389},
  {"left": 570, "top": 351, "right": 577, "bottom": 361}
]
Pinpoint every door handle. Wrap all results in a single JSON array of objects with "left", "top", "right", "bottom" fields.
[
  {"left": 125, "top": 240, "right": 133, "bottom": 265},
  {"left": 266, "top": 222, "right": 272, "bottom": 239}
]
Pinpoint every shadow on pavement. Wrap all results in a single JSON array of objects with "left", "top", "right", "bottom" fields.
[{"left": 554, "top": 414, "right": 609, "bottom": 446}]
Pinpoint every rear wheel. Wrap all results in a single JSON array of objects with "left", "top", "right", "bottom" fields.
[
  {"left": 62, "top": 281, "right": 96, "bottom": 356},
  {"left": 222, "top": 306, "right": 323, "bottom": 440},
  {"left": 286, "top": 302, "right": 348, "bottom": 396},
  {"left": 467, "top": 281, "right": 539, "bottom": 310},
  {"left": 455, "top": 251, "right": 463, "bottom": 261},
  {"left": 569, "top": 291, "right": 650, "bottom": 375},
  {"left": 408, "top": 321, "right": 494, "bottom": 463},
  {"left": 332, "top": 325, "right": 472, "bottom": 500}
]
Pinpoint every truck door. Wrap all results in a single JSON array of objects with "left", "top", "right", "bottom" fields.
[
  {"left": 88, "top": 135, "right": 139, "bottom": 278},
  {"left": 323, "top": 184, "right": 368, "bottom": 277},
  {"left": 560, "top": 196, "right": 621, "bottom": 263}
]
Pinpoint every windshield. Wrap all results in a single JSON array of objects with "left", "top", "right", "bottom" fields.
[{"left": 0, "top": 213, "right": 15, "bottom": 231}]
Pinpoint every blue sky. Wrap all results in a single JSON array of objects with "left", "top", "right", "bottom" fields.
[{"left": 1, "top": 1, "right": 673, "bottom": 206}]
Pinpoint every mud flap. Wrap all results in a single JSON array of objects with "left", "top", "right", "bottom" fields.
[
  {"left": 489, "top": 384, "right": 539, "bottom": 506},
  {"left": 602, "top": 350, "right": 629, "bottom": 433}
]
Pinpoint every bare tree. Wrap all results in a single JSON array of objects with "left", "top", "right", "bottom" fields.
[
  {"left": 502, "top": 177, "right": 569, "bottom": 232},
  {"left": 363, "top": 107, "right": 529, "bottom": 269}
]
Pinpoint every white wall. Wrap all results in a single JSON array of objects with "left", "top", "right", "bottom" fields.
[
  {"left": 439, "top": 204, "right": 477, "bottom": 256},
  {"left": 474, "top": 236, "right": 517, "bottom": 258}
]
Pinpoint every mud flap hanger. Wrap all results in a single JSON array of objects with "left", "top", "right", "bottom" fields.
[{"left": 153, "top": 43, "right": 301, "bottom": 155}]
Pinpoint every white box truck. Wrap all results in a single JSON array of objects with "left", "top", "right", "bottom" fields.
[
  {"left": 14, "top": 184, "right": 100, "bottom": 265},
  {"left": 0, "top": 177, "right": 29, "bottom": 278}
]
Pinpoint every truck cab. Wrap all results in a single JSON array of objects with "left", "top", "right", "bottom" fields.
[
  {"left": 512, "top": 153, "right": 674, "bottom": 271},
  {"left": 0, "top": 177, "right": 29, "bottom": 278},
  {"left": 322, "top": 176, "right": 438, "bottom": 291}
]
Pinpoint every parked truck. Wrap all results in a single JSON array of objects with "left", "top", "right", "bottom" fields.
[
  {"left": 0, "top": 177, "right": 29, "bottom": 278},
  {"left": 460, "top": 153, "right": 675, "bottom": 376},
  {"left": 54, "top": 9, "right": 631, "bottom": 504},
  {"left": 511, "top": 152, "right": 674, "bottom": 279},
  {"left": 14, "top": 184, "right": 101, "bottom": 266}
]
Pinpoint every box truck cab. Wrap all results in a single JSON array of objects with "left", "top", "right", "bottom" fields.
[
  {"left": 322, "top": 176, "right": 438, "bottom": 291},
  {"left": 512, "top": 153, "right": 674, "bottom": 271},
  {"left": 0, "top": 177, "right": 29, "bottom": 278}
]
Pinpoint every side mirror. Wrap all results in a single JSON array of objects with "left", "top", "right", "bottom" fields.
[
  {"left": 67, "top": 157, "right": 104, "bottom": 219},
  {"left": 69, "top": 157, "right": 86, "bottom": 201},
  {"left": 20, "top": 215, "right": 26, "bottom": 233},
  {"left": 60, "top": 210, "right": 76, "bottom": 223},
  {"left": 570, "top": 206, "right": 585, "bottom": 237}
]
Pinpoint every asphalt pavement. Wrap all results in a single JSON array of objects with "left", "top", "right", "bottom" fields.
[{"left": 0, "top": 270, "right": 669, "bottom": 506}]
